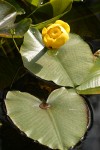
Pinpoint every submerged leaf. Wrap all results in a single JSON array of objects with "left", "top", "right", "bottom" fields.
[{"left": 5, "top": 87, "right": 89, "bottom": 150}]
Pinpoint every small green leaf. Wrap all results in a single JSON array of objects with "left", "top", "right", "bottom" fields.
[
  {"left": 77, "top": 57, "right": 100, "bottom": 94},
  {"left": 20, "top": 28, "right": 94, "bottom": 87},
  {"left": 0, "top": 1, "right": 17, "bottom": 29},
  {"left": 0, "top": 1, "right": 31, "bottom": 38},
  {"left": 0, "top": 18, "right": 32, "bottom": 38},
  {"left": 5, "top": 88, "right": 89, "bottom": 150},
  {"left": 24, "top": 0, "right": 43, "bottom": 7}
]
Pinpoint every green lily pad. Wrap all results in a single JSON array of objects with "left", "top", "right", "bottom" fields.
[
  {"left": 20, "top": 28, "right": 94, "bottom": 87},
  {"left": 5, "top": 87, "right": 89, "bottom": 150},
  {"left": 77, "top": 57, "right": 100, "bottom": 94}
]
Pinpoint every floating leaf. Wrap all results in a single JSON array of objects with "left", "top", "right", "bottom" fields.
[
  {"left": 77, "top": 57, "right": 100, "bottom": 94},
  {"left": 20, "top": 28, "right": 94, "bottom": 87},
  {"left": 5, "top": 87, "right": 89, "bottom": 150}
]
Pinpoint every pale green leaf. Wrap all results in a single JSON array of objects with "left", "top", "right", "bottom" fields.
[
  {"left": 5, "top": 88, "right": 89, "bottom": 150},
  {"left": 20, "top": 28, "right": 94, "bottom": 87},
  {"left": 20, "top": 28, "right": 44, "bottom": 61},
  {"left": 77, "top": 57, "right": 100, "bottom": 94}
]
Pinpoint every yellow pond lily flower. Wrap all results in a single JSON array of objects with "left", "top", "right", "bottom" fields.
[{"left": 42, "top": 20, "right": 70, "bottom": 49}]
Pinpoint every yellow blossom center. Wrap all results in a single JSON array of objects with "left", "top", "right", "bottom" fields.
[{"left": 48, "top": 27, "right": 62, "bottom": 39}]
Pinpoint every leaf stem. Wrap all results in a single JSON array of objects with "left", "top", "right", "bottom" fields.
[
  {"left": 39, "top": 102, "right": 51, "bottom": 109},
  {"left": 10, "top": 29, "right": 20, "bottom": 52}
]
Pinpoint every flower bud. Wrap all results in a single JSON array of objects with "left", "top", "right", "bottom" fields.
[{"left": 42, "top": 20, "right": 70, "bottom": 49}]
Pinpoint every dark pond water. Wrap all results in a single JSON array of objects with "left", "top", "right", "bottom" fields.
[{"left": 73, "top": 95, "right": 100, "bottom": 150}]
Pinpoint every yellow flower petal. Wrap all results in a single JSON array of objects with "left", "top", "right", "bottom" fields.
[
  {"left": 55, "top": 20, "right": 70, "bottom": 33},
  {"left": 42, "top": 27, "right": 47, "bottom": 36},
  {"left": 48, "top": 26, "right": 62, "bottom": 39},
  {"left": 52, "top": 32, "right": 69, "bottom": 49},
  {"left": 42, "top": 20, "right": 70, "bottom": 49},
  {"left": 43, "top": 34, "right": 54, "bottom": 48},
  {"left": 46, "top": 24, "right": 59, "bottom": 31}
]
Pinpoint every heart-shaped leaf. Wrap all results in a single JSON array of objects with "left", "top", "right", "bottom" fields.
[
  {"left": 5, "top": 87, "right": 89, "bottom": 150},
  {"left": 20, "top": 28, "right": 94, "bottom": 87}
]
